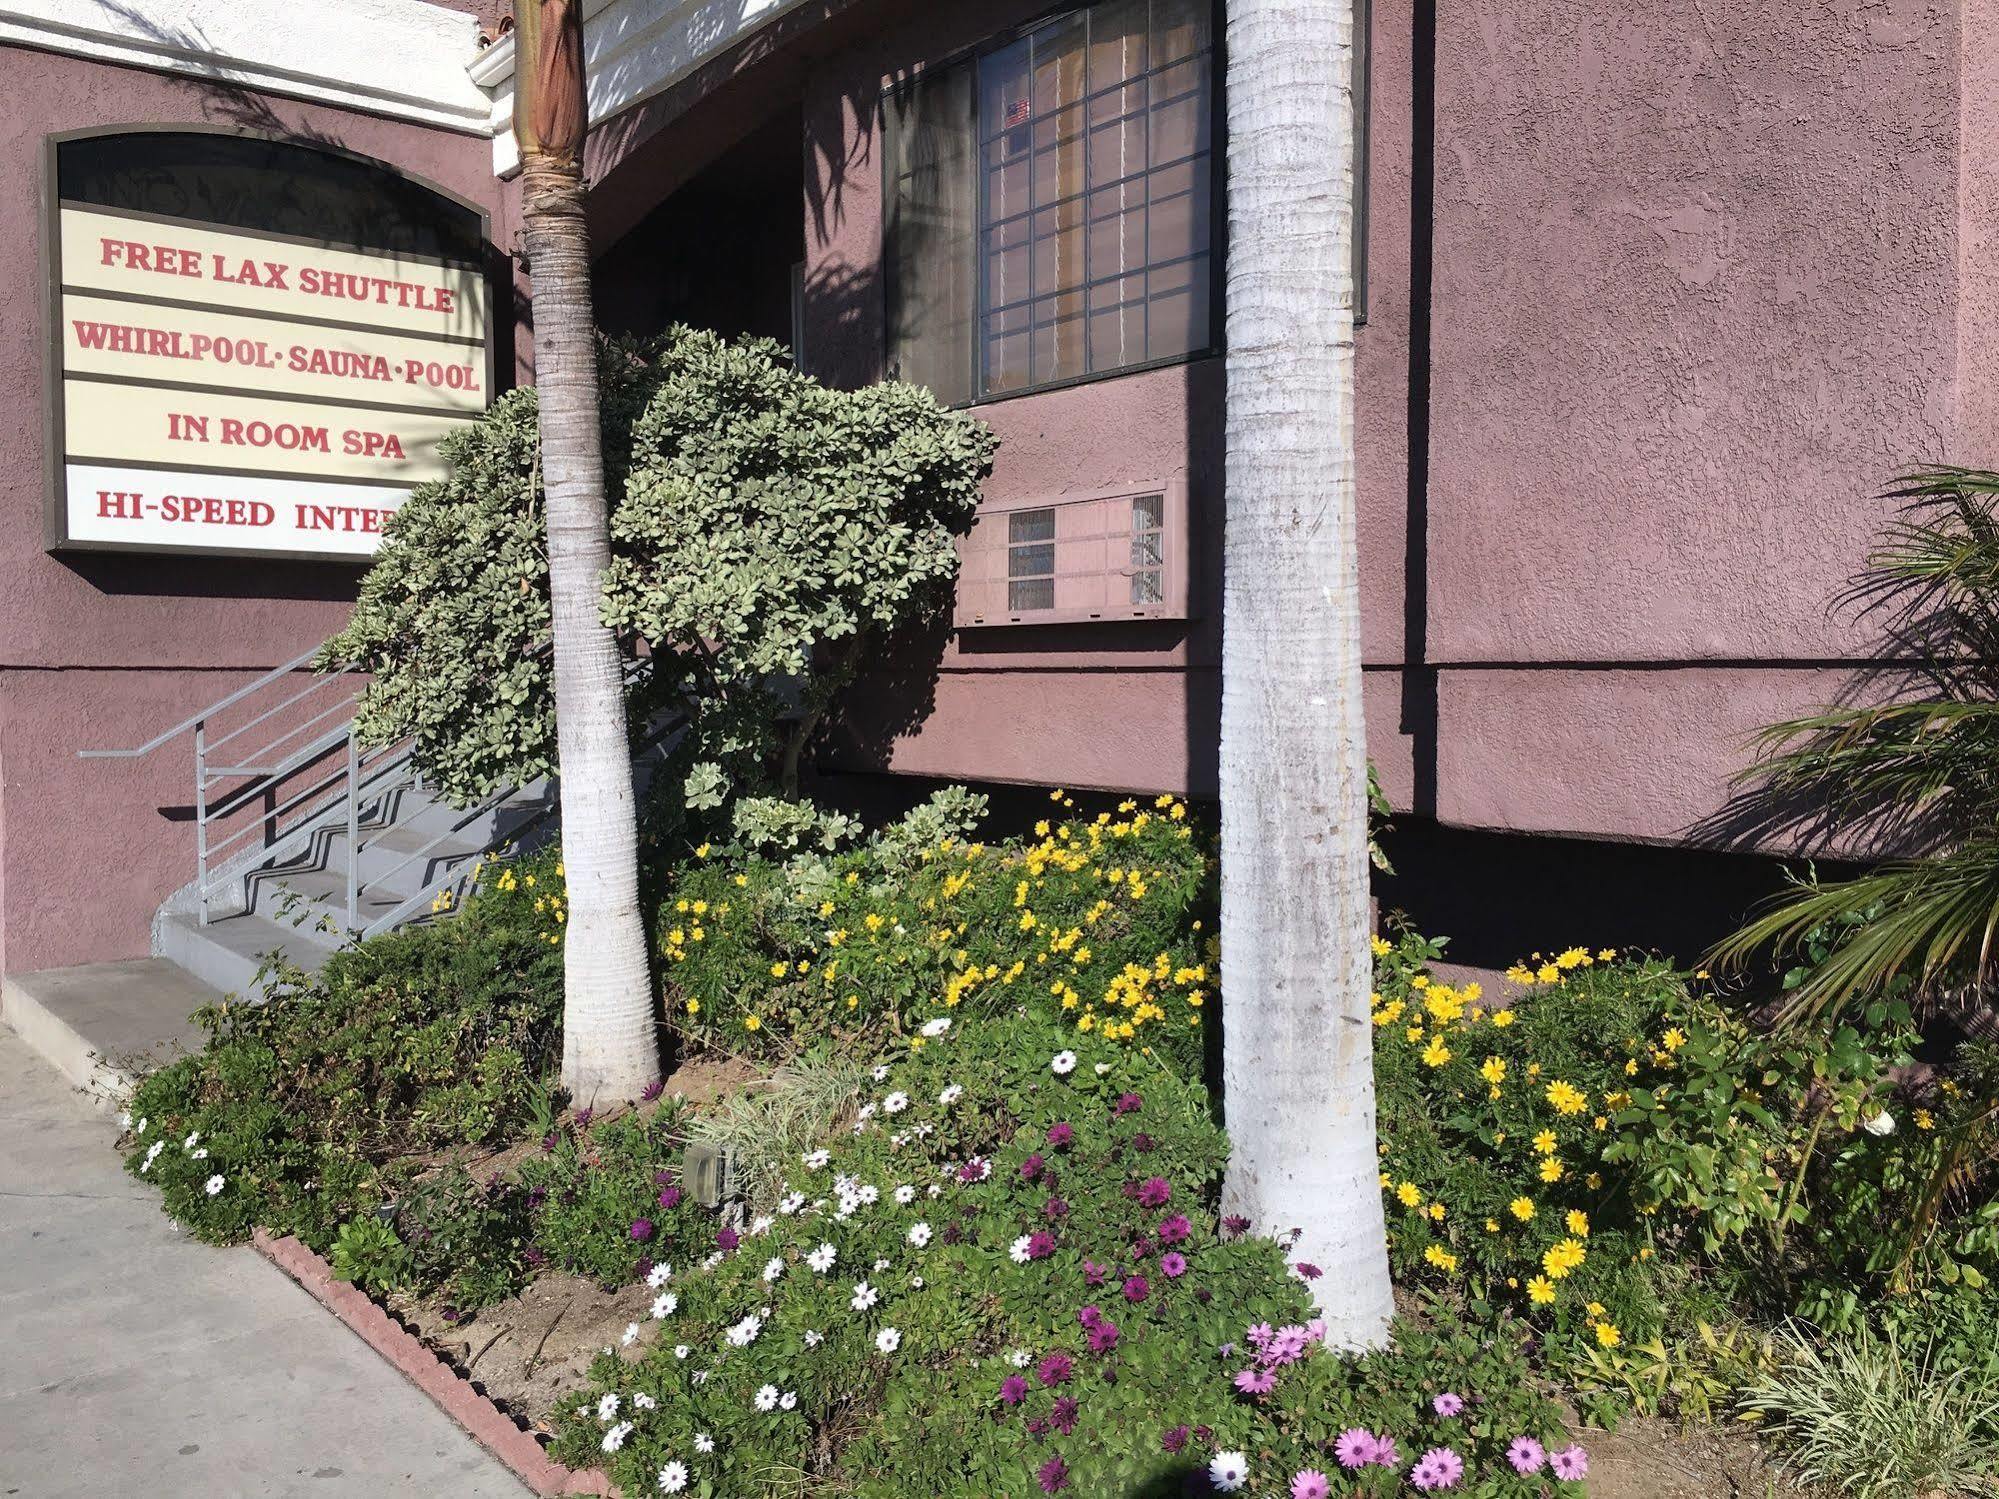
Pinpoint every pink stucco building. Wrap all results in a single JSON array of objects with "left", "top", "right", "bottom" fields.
[{"left": 1, "top": 0, "right": 1992, "bottom": 982}]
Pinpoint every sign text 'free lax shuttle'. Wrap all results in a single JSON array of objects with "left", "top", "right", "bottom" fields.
[{"left": 45, "top": 139, "right": 492, "bottom": 561}]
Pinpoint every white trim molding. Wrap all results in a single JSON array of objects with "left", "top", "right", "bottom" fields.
[
  {"left": 0, "top": 0, "right": 494, "bottom": 135},
  {"left": 476, "top": 0, "right": 817, "bottom": 177}
]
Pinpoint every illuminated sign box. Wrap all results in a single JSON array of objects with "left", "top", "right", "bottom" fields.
[{"left": 43, "top": 129, "right": 495, "bottom": 562}]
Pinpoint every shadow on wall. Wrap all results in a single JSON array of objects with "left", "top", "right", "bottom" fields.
[{"left": 1373, "top": 818, "right": 1862, "bottom": 977}]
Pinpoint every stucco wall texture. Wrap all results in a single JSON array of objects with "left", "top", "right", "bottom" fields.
[
  {"left": 0, "top": 46, "right": 511, "bottom": 973},
  {"left": 741, "top": 0, "right": 1985, "bottom": 851}
]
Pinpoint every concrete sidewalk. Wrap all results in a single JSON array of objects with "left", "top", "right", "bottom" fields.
[{"left": 0, "top": 1031, "right": 524, "bottom": 1498}]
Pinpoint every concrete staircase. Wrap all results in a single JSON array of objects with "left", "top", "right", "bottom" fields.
[{"left": 154, "top": 770, "right": 558, "bottom": 997}]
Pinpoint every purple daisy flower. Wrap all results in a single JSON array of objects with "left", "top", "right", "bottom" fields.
[
  {"left": 1021, "top": 1153, "right": 1045, "bottom": 1181},
  {"left": 1160, "top": 1251, "right": 1188, "bottom": 1278},
  {"left": 1433, "top": 1392, "right": 1464, "bottom": 1417},
  {"left": 1506, "top": 1437, "right": 1545, "bottom": 1475},
  {"left": 1000, "top": 1375, "right": 1029, "bottom": 1406},
  {"left": 1047, "top": 1122, "right": 1074, "bottom": 1149},
  {"left": 1036, "top": 1353, "right": 1073, "bottom": 1387},
  {"left": 1290, "top": 1472, "right": 1330, "bottom": 1499},
  {"left": 1037, "top": 1456, "right": 1069, "bottom": 1493},
  {"left": 1136, "top": 1177, "right": 1172, "bottom": 1208},
  {"left": 629, "top": 1218, "right": 655, "bottom": 1242},
  {"left": 1233, "top": 1368, "right": 1276, "bottom": 1396},
  {"left": 1122, "top": 1274, "right": 1150, "bottom": 1303},
  {"left": 1158, "top": 1213, "right": 1191, "bottom": 1243},
  {"left": 1114, "top": 1092, "right": 1143, "bottom": 1115},
  {"left": 1333, "top": 1429, "right": 1375, "bottom": 1470},
  {"left": 1162, "top": 1424, "right": 1190, "bottom": 1454}
]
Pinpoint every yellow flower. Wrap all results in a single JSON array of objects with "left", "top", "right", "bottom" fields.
[
  {"left": 1379, "top": 1171, "right": 1394, "bottom": 1189},
  {"left": 1485, "top": 1218, "right": 1500, "bottom": 1233},
  {"left": 695, "top": 842, "right": 711, "bottom": 858},
  {"left": 1595, "top": 1322, "right": 1622, "bottom": 1348},
  {"left": 1539, "top": 1157, "right": 1564, "bottom": 1183},
  {"left": 1624, "top": 1058, "right": 1640, "bottom": 1076},
  {"left": 1556, "top": 947, "right": 1589, "bottom": 970},
  {"left": 1370, "top": 934, "right": 1392, "bottom": 957},
  {"left": 1423, "top": 1244, "right": 1459, "bottom": 1273},
  {"left": 1542, "top": 1238, "right": 1587, "bottom": 1279},
  {"left": 1421, "top": 1036, "right": 1452, "bottom": 1068},
  {"left": 1567, "top": 1209, "right": 1590, "bottom": 1238},
  {"left": 1508, "top": 1197, "right": 1536, "bottom": 1222},
  {"left": 1527, "top": 1275, "right": 1556, "bottom": 1305},
  {"left": 1915, "top": 1108, "right": 1935, "bottom": 1131},
  {"left": 769, "top": 962, "right": 788, "bottom": 978},
  {"left": 1536, "top": 963, "right": 1561, "bottom": 984},
  {"left": 1427, "top": 1202, "right": 1446, "bottom": 1222},
  {"left": 685, "top": 998, "right": 700, "bottom": 1014},
  {"left": 1505, "top": 964, "right": 1537, "bottom": 986},
  {"left": 1396, "top": 1182, "right": 1422, "bottom": 1208},
  {"left": 1532, "top": 1130, "right": 1558, "bottom": 1156},
  {"left": 1480, "top": 1056, "right": 1507, "bottom": 1085},
  {"left": 734, "top": 873, "right": 750, "bottom": 887},
  {"left": 744, "top": 1015, "right": 762, "bottom": 1032},
  {"left": 1662, "top": 1027, "right": 1686, "bottom": 1052},
  {"left": 1597, "top": 948, "right": 1617, "bottom": 961},
  {"left": 1545, "top": 1080, "right": 1588, "bottom": 1116},
  {"left": 1491, "top": 1009, "right": 1516, "bottom": 1028}
]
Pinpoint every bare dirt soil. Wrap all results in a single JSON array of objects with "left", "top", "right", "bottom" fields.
[{"left": 1585, "top": 1415, "right": 1806, "bottom": 1499}]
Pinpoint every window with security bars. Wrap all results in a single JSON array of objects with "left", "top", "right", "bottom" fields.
[
  {"left": 955, "top": 484, "right": 1189, "bottom": 627},
  {"left": 885, "top": 0, "right": 1217, "bottom": 405}
]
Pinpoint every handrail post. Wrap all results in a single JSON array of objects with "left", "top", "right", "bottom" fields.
[
  {"left": 193, "top": 720, "right": 209, "bottom": 927},
  {"left": 346, "top": 727, "right": 360, "bottom": 934}
]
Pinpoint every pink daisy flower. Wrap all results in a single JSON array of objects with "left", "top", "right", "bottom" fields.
[
  {"left": 1333, "top": 1429, "right": 1375, "bottom": 1470},
  {"left": 1410, "top": 1446, "right": 1465, "bottom": 1491},
  {"left": 1432, "top": 1391, "right": 1464, "bottom": 1417},
  {"left": 1290, "top": 1471, "right": 1330, "bottom": 1499},
  {"left": 1506, "top": 1436, "right": 1545, "bottom": 1474},
  {"left": 1550, "top": 1445, "right": 1589, "bottom": 1482}
]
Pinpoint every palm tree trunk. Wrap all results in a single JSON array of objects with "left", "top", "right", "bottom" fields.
[
  {"left": 1218, "top": 0, "right": 1393, "bottom": 1349},
  {"left": 516, "top": 0, "right": 659, "bottom": 1106}
]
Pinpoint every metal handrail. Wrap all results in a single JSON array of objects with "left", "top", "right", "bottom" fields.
[
  {"left": 79, "top": 637, "right": 663, "bottom": 943},
  {"left": 76, "top": 645, "right": 323, "bottom": 759}
]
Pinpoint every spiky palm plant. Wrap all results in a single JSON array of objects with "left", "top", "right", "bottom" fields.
[
  {"left": 1712, "top": 468, "right": 1999, "bottom": 1272},
  {"left": 1714, "top": 467, "right": 1999, "bottom": 1024}
]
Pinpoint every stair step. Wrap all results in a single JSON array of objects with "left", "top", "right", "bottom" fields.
[
  {"left": 1, "top": 958, "right": 221, "bottom": 1103},
  {"left": 155, "top": 909, "right": 341, "bottom": 1000}
]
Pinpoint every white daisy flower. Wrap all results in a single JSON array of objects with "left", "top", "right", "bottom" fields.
[
  {"left": 871, "top": 1064, "right": 891, "bottom": 1082},
  {"left": 883, "top": 1091, "right": 909, "bottom": 1115},
  {"left": 938, "top": 1084, "right": 963, "bottom": 1106},
  {"left": 876, "top": 1327, "right": 901, "bottom": 1354},
  {"left": 633, "top": 1393, "right": 657, "bottom": 1410},
  {"left": 647, "top": 1262, "right": 673, "bottom": 1288},
  {"left": 753, "top": 1384, "right": 780, "bottom": 1413},
  {"left": 779, "top": 1391, "right": 798, "bottom": 1410},
  {"left": 856, "top": 1102, "right": 878, "bottom": 1122},
  {"left": 894, "top": 1184, "right": 917, "bottom": 1205},
  {"left": 907, "top": 1222, "right": 932, "bottom": 1248},
  {"left": 183, "top": 1131, "right": 200, "bottom": 1150},
  {"left": 927, "top": 1183, "right": 943, "bottom": 1198},
  {"left": 1051, "top": 1051, "right": 1078, "bottom": 1075},
  {"left": 1094, "top": 1062, "right": 1112, "bottom": 1076},
  {"left": 921, "top": 1017, "right": 952, "bottom": 1037},
  {"left": 620, "top": 1323, "right": 640, "bottom": 1347},
  {"left": 191, "top": 1148, "right": 208, "bottom": 1160},
  {"left": 1008, "top": 1349, "right": 1033, "bottom": 1368},
  {"left": 1209, "top": 1451, "right": 1249, "bottom": 1491},
  {"left": 873, "top": 1257, "right": 890, "bottom": 1272},
  {"left": 803, "top": 1149, "right": 830, "bottom": 1170},
  {"left": 691, "top": 1369, "right": 710, "bottom": 1386},
  {"left": 597, "top": 1393, "right": 621, "bottom": 1422},
  {"left": 651, "top": 1293, "right": 677, "bottom": 1319},
  {"left": 850, "top": 1281, "right": 879, "bottom": 1312},
  {"left": 700, "top": 1251, "right": 725, "bottom": 1270},
  {"left": 673, "top": 1345, "right": 690, "bottom": 1359},
  {"left": 694, "top": 1434, "right": 714, "bottom": 1453},
  {"left": 140, "top": 1141, "right": 165, "bottom": 1172},
  {"left": 762, "top": 1256, "right": 785, "bottom": 1283},
  {"left": 135, "top": 1117, "right": 148, "bottom": 1136},
  {"left": 910, "top": 1275, "right": 925, "bottom": 1289},
  {"left": 602, "top": 1421, "right": 634, "bottom": 1453},
  {"left": 726, "top": 1313, "right": 763, "bottom": 1347},
  {"left": 803, "top": 1330, "right": 823, "bottom": 1348},
  {"left": 1009, "top": 1235, "right": 1034, "bottom": 1264},
  {"left": 778, "top": 1192, "right": 806, "bottom": 1215},
  {"left": 749, "top": 1214, "right": 775, "bottom": 1237},
  {"left": 203, "top": 1174, "right": 225, "bottom": 1196},
  {"left": 658, "top": 1460, "right": 689, "bottom": 1493},
  {"left": 806, "top": 1243, "right": 837, "bottom": 1273}
]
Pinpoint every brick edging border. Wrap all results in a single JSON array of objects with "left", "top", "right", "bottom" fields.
[{"left": 251, "top": 1228, "right": 616, "bottom": 1498}]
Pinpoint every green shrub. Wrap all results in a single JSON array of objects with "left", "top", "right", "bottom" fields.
[
  {"left": 520, "top": 1106, "right": 709, "bottom": 1287},
  {"left": 1741, "top": 1321, "right": 1999, "bottom": 1499},
  {"left": 117, "top": 851, "right": 564, "bottom": 1248},
  {"left": 324, "top": 328, "right": 997, "bottom": 811},
  {"left": 547, "top": 1011, "right": 1583, "bottom": 1497}
]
